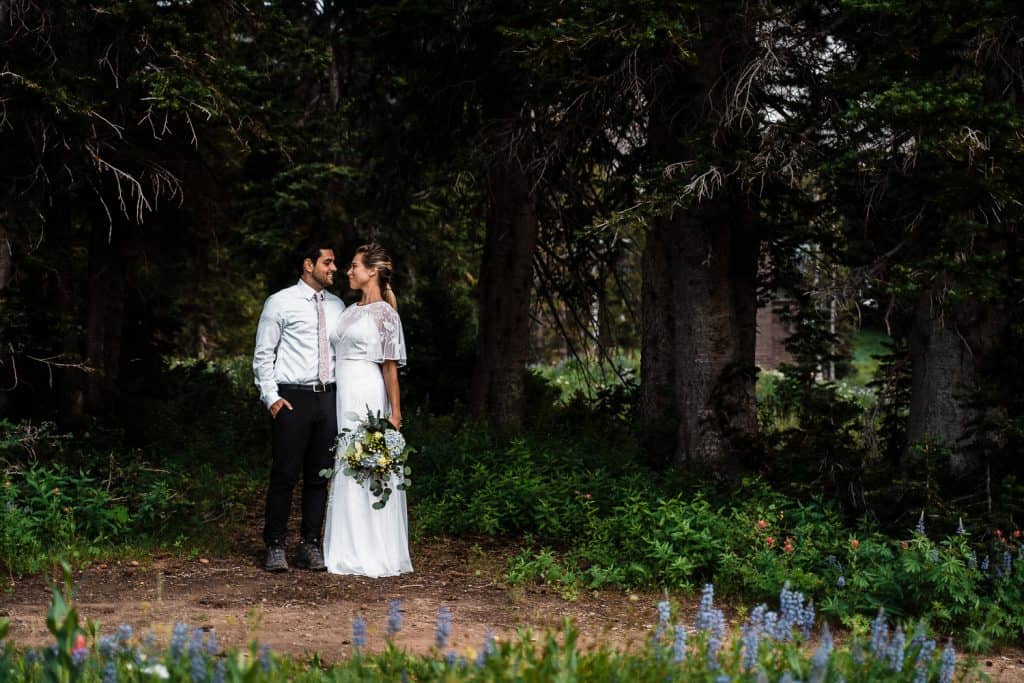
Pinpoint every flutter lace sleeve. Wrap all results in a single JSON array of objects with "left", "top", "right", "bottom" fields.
[{"left": 373, "top": 304, "right": 407, "bottom": 367}]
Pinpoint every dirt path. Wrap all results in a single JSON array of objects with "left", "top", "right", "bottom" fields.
[{"left": 2, "top": 536, "right": 1022, "bottom": 680}]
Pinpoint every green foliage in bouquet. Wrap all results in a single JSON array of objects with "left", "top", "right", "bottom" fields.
[{"left": 321, "top": 409, "right": 414, "bottom": 510}]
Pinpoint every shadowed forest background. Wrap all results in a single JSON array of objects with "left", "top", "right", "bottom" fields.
[{"left": 2, "top": 0, "right": 1024, "bottom": 651}]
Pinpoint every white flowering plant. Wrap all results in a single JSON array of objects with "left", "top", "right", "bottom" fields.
[{"left": 319, "top": 408, "right": 413, "bottom": 510}]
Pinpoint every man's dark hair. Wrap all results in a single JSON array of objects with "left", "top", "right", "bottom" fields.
[{"left": 294, "top": 238, "right": 336, "bottom": 273}]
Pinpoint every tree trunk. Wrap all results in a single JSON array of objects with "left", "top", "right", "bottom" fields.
[
  {"left": 84, "top": 218, "right": 125, "bottom": 416},
  {"left": 469, "top": 142, "right": 539, "bottom": 431},
  {"left": 906, "top": 273, "right": 992, "bottom": 474},
  {"left": 671, "top": 197, "right": 759, "bottom": 473}
]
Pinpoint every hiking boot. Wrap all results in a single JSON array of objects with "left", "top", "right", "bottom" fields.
[
  {"left": 264, "top": 544, "right": 288, "bottom": 572},
  {"left": 296, "top": 539, "right": 327, "bottom": 571}
]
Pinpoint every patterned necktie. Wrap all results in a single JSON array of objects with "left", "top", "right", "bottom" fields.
[{"left": 317, "top": 292, "right": 329, "bottom": 384}]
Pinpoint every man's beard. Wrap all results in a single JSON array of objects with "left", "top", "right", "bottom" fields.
[{"left": 313, "top": 272, "right": 333, "bottom": 289}]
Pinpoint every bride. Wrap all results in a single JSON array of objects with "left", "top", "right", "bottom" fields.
[{"left": 322, "top": 243, "right": 413, "bottom": 577}]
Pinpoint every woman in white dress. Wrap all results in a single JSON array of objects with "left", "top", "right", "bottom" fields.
[{"left": 322, "top": 243, "right": 413, "bottom": 577}]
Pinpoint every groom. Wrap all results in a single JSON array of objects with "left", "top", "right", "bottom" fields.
[{"left": 253, "top": 240, "right": 344, "bottom": 572}]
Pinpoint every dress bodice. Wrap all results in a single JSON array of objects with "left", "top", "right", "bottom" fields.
[{"left": 331, "top": 301, "right": 407, "bottom": 367}]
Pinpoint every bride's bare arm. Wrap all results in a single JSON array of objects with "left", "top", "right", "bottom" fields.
[{"left": 382, "top": 359, "right": 402, "bottom": 429}]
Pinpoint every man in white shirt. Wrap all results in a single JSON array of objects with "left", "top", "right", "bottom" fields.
[{"left": 253, "top": 240, "right": 344, "bottom": 572}]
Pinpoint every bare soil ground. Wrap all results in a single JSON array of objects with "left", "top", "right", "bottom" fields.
[{"left": 2, "top": 533, "right": 1022, "bottom": 680}]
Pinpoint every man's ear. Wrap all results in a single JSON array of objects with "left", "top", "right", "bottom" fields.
[{"left": 303, "top": 257, "right": 314, "bottom": 273}]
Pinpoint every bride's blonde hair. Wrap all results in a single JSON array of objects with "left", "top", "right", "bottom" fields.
[{"left": 355, "top": 242, "right": 397, "bottom": 309}]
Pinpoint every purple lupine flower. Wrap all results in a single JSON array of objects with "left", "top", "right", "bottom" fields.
[
  {"left": 23, "top": 649, "right": 39, "bottom": 666},
  {"left": 886, "top": 625, "right": 905, "bottom": 671},
  {"left": 706, "top": 633, "right": 722, "bottom": 671},
  {"left": 915, "top": 511, "right": 926, "bottom": 535},
  {"left": 968, "top": 550, "right": 978, "bottom": 569},
  {"left": 695, "top": 584, "right": 717, "bottom": 631},
  {"left": 212, "top": 660, "right": 226, "bottom": 683},
  {"left": 956, "top": 517, "right": 966, "bottom": 535},
  {"left": 981, "top": 555, "right": 990, "bottom": 572},
  {"left": 939, "top": 640, "right": 956, "bottom": 683},
  {"left": 799, "top": 600, "right": 815, "bottom": 639},
  {"left": 475, "top": 630, "right": 495, "bottom": 666},
  {"left": 258, "top": 644, "right": 272, "bottom": 672},
  {"left": 1001, "top": 552, "right": 1012, "bottom": 576},
  {"left": 656, "top": 600, "right": 671, "bottom": 640},
  {"left": 913, "top": 639, "right": 936, "bottom": 683},
  {"left": 71, "top": 648, "right": 89, "bottom": 667},
  {"left": 444, "top": 650, "right": 458, "bottom": 666},
  {"left": 189, "top": 628, "right": 206, "bottom": 655},
  {"left": 189, "top": 648, "right": 206, "bottom": 683},
  {"left": 810, "top": 627, "right": 831, "bottom": 683},
  {"left": 98, "top": 635, "right": 117, "bottom": 659},
  {"left": 672, "top": 625, "right": 687, "bottom": 663},
  {"left": 170, "top": 623, "right": 188, "bottom": 658},
  {"left": 836, "top": 575, "right": 846, "bottom": 588},
  {"left": 352, "top": 616, "right": 367, "bottom": 650},
  {"left": 387, "top": 599, "right": 403, "bottom": 637},
  {"left": 102, "top": 661, "right": 118, "bottom": 683},
  {"left": 435, "top": 606, "right": 452, "bottom": 649},
  {"left": 741, "top": 621, "right": 760, "bottom": 672},
  {"left": 714, "top": 675, "right": 731, "bottom": 683},
  {"left": 205, "top": 631, "right": 218, "bottom": 656},
  {"left": 869, "top": 608, "right": 889, "bottom": 658}
]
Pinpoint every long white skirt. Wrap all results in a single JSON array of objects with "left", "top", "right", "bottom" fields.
[{"left": 323, "top": 360, "right": 412, "bottom": 577}]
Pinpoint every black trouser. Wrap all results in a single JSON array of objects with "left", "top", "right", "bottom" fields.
[{"left": 263, "top": 387, "right": 337, "bottom": 546}]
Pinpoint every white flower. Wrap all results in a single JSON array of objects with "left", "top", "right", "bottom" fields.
[{"left": 384, "top": 430, "right": 406, "bottom": 456}]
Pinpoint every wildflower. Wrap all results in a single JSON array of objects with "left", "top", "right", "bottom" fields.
[
  {"left": 850, "top": 538, "right": 860, "bottom": 550},
  {"left": 672, "top": 625, "right": 687, "bottom": 663},
  {"left": 741, "top": 621, "right": 760, "bottom": 671},
  {"left": 956, "top": 517, "right": 966, "bottom": 535},
  {"left": 140, "top": 663, "right": 169, "bottom": 679},
  {"left": 1001, "top": 552, "right": 1011, "bottom": 576},
  {"left": 352, "top": 616, "right": 367, "bottom": 650},
  {"left": 583, "top": 493, "right": 592, "bottom": 500},
  {"left": 444, "top": 650, "right": 458, "bottom": 666},
  {"left": 212, "top": 660, "right": 226, "bottom": 683},
  {"left": 102, "top": 661, "right": 118, "bottom": 683},
  {"left": 205, "top": 631, "right": 218, "bottom": 656},
  {"left": 189, "top": 648, "right": 206, "bottom": 683},
  {"left": 869, "top": 608, "right": 889, "bottom": 658},
  {"left": 435, "top": 606, "right": 453, "bottom": 649},
  {"left": 981, "top": 555, "right": 990, "bottom": 572},
  {"left": 915, "top": 511, "right": 926, "bottom": 535},
  {"left": 836, "top": 576, "right": 846, "bottom": 588},
  {"left": 71, "top": 633, "right": 88, "bottom": 666},
  {"left": 98, "top": 635, "right": 117, "bottom": 659},
  {"left": 258, "top": 644, "right": 272, "bottom": 672},
  {"left": 995, "top": 528, "right": 1003, "bottom": 538},
  {"left": 886, "top": 625, "right": 905, "bottom": 671},
  {"left": 475, "top": 630, "right": 496, "bottom": 666},
  {"left": 115, "top": 624, "right": 133, "bottom": 653},
  {"left": 939, "top": 640, "right": 956, "bottom": 683},
  {"left": 783, "top": 537, "right": 795, "bottom": 553},
  {"left": 913, "top": 639, "right": 936, "bottom": 683},
  {"left": 655, "top": 600, "right": 671, "bottom": 640},
  {"left": 826, "top": 555, "right": 843, "bottom": 572},
  {"left": 53, "top": 487, "right": 60, "bottom": 495},
  {"left": 170, "top": 623, "right": 188, "bottom": 658},
  {"left": 968, "top": 550, "right": 978, "bottom": 569},
  {"left": 387, "top": 599, "right": 403, "bottom": 637},
  {"left": 900, "top": 540, "right": 909, "bottom": 550},
  {"left": 757, "top": 519, "right": 767, "bottom": 530},
  {"left": 809, "top": 625, "right": 832, "bottom": 683},
  {"left": 765, "top": 536, "right": 775, "bottom": 547},
  {"left": 1014, "top": 529, "right": 1022, "bottom": 539}
]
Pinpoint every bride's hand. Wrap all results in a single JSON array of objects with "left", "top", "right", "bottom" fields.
[{"left": 388, "top": 414, "right": 402, "bottom": 430}]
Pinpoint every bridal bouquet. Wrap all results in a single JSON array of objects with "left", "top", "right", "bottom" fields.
[{"left": 321, "top": 409, "right": 413, "bottom": 509}]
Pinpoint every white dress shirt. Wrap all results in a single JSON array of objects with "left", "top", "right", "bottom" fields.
[{"left": 253, "top": 280, "right": 345, "bottom": 409}]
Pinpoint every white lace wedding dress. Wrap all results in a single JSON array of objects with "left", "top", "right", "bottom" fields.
[{"left": 323, "top": 301, "right": 413, "bottom": 577}]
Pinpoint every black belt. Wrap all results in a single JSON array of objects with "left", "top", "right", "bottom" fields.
[{"left": 278, "top": 382, "right": 335, "bottom": 393}]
